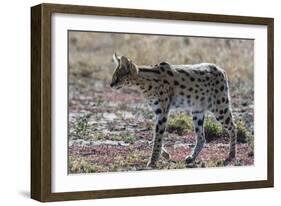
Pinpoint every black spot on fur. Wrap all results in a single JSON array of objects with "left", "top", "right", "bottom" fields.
[
  {"left": 215, "top": 89, "right": 218, "bottom": 93},
  {"left": 190, "top": 77, "right": 195, "bottom": 81},
  {"left": 180, "top": 91, "right": 184, "bottom": 96},
  {"left": 195, "top": 96, "right": 199, "bottom": 99},
  {"left": 155, "top": 108, "right": 162, "bottom": 114},
  {"left": 156, "top": 124, "right": 159, "bottom": 132},
  {"left": 200, "top": 97, "right": 205, "bottom": 101},
  {"left": 216, "top": 80, "right": 219, "bottom": 84},
  {"left": 195, "top": 127, "right": 199, "bottom": 132},
  {"left": 148, "top": 85, "right": 152, "bottom": 90},
  {"left": 160, "top": 66, "right": 165, "bottom": 72},
  {"left": 154, "top": 101, "right": 159, "bottom": 105},
  {"left": 160, "top": 62, "right": 169, "bottom": 66},
  {"left": 220, "top": 85, "right": 224, "bottom": 91},
  {"left": 208, "top": 97, "right": 212, "bottom": 102},
  {"left": 222, "top": 97, "right": 225, "bottom": 103},
  {"left": 198, "top": 119, "right": 203, "bottom": 126},
  {"left": 209, "top": 65, "right": 217, "bottom": 71},
  {"left": 139, "top": 68, "right": 160, "bottom": 74},
  {"left": 167, "top": 70, "right": 174, "bottom": 76},
  {"left": 174, "top": 80, "right": 179, "bottom": 86},
  {"left": 159, "top": 91, "right": 163, "bottom": 95},
  {"left": 217, "top": 100, "right": 221, "bottom": 104},
  {"left": 187, "top": 95, "right": 191, "bottom": 98},
  {"left": 180, "top": 85, "right": 186, "bottom": 89},
  {"left": 163, "top": 80, "right": 169, "bottom": 84},
  {"left": 153, "top": 79, "right": 160, "bottom": 82},
  {"left": 225, "top": 117, "right": 230, "bottom": 124},
  {"left": 162, "top": 117, "right": 167, "bottom": 123},
  {"left": 224, "top": 108, "right": 228, "bottom": 113},
  {"left": 177, "top": 69, "right": 190, "bottom": 77},
  {"left": 159, "top": 130, "right": 165, "bottom": 134},
  {"left": 193, "top": 116, "right": 197, "bottom": 121},
  {"left": 189, "top": 87, "right": 193, "bottom": 92}
]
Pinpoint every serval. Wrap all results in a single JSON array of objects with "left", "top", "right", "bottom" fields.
[{"left": 110, "top": 53, "right": 236, "bottom": 168}]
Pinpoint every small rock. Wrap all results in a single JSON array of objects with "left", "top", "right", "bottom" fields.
[{"left": 248, "top": 151, "right": 254, "bottom": 157}]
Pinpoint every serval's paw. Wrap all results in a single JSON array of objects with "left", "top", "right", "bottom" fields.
[
  {"left": 185, "top": 156, "right": 195, "bottom": 164},
  {"left": 146, "top": 160, "right": 157, "bottom": 169}
]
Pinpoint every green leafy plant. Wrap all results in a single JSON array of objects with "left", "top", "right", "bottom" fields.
[
  {"left": 73, "top": 115, "right": 90, "bottom": 139},
  {"left": 204, "top": 117, "right": 224, "bottom": 142},
  {"left": 167, "top": 113, "right": 193, "bottom": 135},
  {"left": 236, "top": 120, "right": 251, "bottom": 143}
]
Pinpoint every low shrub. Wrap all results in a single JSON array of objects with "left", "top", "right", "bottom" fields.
[
  {"left": 166, "top": 113, "right": 252, "bottom": 144},
  {"left": 166, "top": 113, "right": 193, "bottom": 135}
]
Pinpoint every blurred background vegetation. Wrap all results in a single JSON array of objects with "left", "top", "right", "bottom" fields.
[{"left": 69, "top": 32, "right": 253, "bottom": 89}]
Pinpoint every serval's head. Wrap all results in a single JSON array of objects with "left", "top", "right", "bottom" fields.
[{"left": 110, "top": 53, "right": 138, "bottom": 89}]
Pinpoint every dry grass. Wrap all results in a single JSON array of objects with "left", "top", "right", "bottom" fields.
[{"left": 69, "top": 32, "right": 253, "bottom": 86}]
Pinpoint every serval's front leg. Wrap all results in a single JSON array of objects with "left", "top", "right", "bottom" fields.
[{"left": 147, "top": 108, "right": 169, "bottom": 168}]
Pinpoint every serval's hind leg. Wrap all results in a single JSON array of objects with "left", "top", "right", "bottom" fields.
[
  {"left": 215, "top": 106, "right": 237, "bottom": 162},
  {"left": 185, "top": 111, "right": 206, "bottom": 164}
]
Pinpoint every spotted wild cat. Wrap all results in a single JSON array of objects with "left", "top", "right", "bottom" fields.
[{"left": 110, "top": 53, "right": 236, "bottom": 168}]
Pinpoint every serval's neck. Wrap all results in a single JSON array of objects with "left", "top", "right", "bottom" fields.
[{"left": 132, "top": 66, "right": 161, "bottom": 94}]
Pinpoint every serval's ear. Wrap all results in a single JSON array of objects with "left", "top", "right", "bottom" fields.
[
  {"left": 112, "top": 52, "right": 120, "bottom": 66},
  {"left": 129, "top": 61, "right": 138, "bottom": 76},
  {"left": 120, "top": 56, "right": 138, "bottom": 76},
  {"left": 120, "top": 56, "right": 130, "bottom": 69}
]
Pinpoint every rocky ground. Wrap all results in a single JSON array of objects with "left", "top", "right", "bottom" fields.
[{"left": 68, "top": 79, "right": 254, "bottom": 173}]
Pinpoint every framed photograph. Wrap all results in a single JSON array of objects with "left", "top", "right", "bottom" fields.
[{"left": 31, "top": 3, "right": 274, "bottom": 202}]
